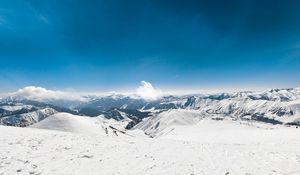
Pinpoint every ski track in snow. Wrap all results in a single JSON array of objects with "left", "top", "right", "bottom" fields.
[{"left": 1, "top": 124, "right": 300, "bottom": 175}]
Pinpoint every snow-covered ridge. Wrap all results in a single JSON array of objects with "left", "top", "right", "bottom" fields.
[
  {"left": 0, "top": 86, "right": 300, "bottom": 129},
  {"left": 0, "top": 108, "right": 57, "bottom": 127}
]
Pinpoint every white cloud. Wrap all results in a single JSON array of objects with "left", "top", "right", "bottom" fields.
[
  {"left": 136, "top": 81, "right": 162, "bottom": 100},
  {"left": 9, "top": 86, "right": 86, "bottom": 102}
]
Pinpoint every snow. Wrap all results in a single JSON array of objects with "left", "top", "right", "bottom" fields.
[
  {"left": 1, "top": 120, "right": 300, "bottom": 175},
  {"left": 30, "top": 113, "right": 129, "bottom": 137},
  {"left": 1, "top": 86, "right": 300, "bottom": 174},
  {"left": 0, "top": 108, "right": 57, "bottom": 127},
  {"left": 135, "top": 109, "right": 204, "bottom": 137},
  {"left": 158, "top": 119, "right": 300, "bottom": 144}
]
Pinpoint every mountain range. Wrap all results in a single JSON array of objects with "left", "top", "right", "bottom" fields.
[
  {"left": 1, "top": 86, "right": 300, "bottom": 174},
  {"left": 1, "top": 87, "right": 300, "bottom": 137}
]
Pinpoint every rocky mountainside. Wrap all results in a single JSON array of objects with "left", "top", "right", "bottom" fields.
[{"left": 0, "top": 105, "right": 57, "bottom": 127}]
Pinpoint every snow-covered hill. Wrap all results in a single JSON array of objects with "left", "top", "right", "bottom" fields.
[
  {"left": 135, "top": 109, "right": 204, "bottom": 137},
  {"left": 30, "top": 113, "right": 131, "bottom": 137}
]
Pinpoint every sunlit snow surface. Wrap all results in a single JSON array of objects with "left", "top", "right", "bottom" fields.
[{"left": 1, "top": 115, "right": 300, "bottom": 175}]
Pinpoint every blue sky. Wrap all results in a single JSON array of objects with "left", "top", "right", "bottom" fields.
[{"left": 0, "top": 0, "right": 300, "bottom": 92}]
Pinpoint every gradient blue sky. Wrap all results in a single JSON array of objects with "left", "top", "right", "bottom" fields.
[{"left": 1, "top": 0, "right": 300, "bottom": 92}]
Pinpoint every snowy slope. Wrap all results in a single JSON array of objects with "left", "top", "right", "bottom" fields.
[
  {"left": 135, "top": 109, "right": 204, "bottom": 137},
  {"left": 157, "top": 119, "right": 297, "bottom": 143},
  {"left": 1, "top": 123, "right": 300, "bottom": 175},
  {"left": 30, "top": 113, "right": 131, "bottom": 137}
]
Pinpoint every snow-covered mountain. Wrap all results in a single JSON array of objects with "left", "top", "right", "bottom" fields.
[
  {"left": 0, "top": 87, "right": 300, "bottom": 130},
  {"left": 0, "top": 104, "right": 57, "bottom": 127},
  {"left": 1, "top": 87, "right": 300, "bottom": 175},
  {"left": 78, "top": 87, "right": 300, "bottom": 131}
]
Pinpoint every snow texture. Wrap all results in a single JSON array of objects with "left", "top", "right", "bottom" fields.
[{"left": 1, "top": 118, "right": 300, "bottom": 175}]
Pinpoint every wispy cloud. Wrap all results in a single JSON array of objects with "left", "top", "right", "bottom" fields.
[{"left": 38, "top": 15, "right": 50, "bottom": 24}]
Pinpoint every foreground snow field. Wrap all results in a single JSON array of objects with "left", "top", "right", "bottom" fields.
[{"left": 1, "top": 120, "right": 300, "bottom": 175}]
